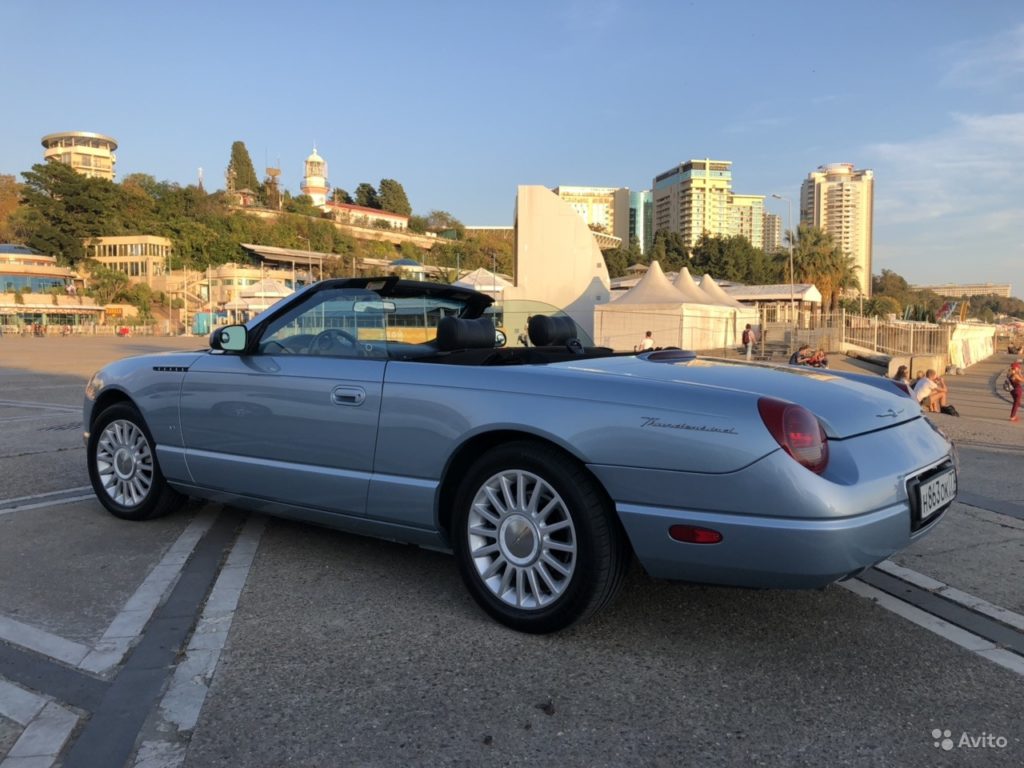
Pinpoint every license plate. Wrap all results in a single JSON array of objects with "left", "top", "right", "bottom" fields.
[{"left": 918, "top": 468, "right": 957, "bottom": 522}]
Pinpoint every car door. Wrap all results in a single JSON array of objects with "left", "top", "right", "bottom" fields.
[{"left": 178, "top": 287, "right": 387, "bottom": 515}]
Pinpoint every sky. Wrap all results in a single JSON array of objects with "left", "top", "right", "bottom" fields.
[{"left": 1, "top": 1, "right": 1022, "bottom": 290}]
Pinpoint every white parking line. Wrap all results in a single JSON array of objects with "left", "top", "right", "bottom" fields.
[
  {"left": 0, "top": 496, "right": 96, "bottom": 516},
  {"left": 842, "top": 580, "right": 1024, "bottom": 677},
  {"left": 133, "top": 514, "right": 267, "bottom": 768},
  {"left": 875, "top": 559, "right": 1024, "bottom": 633},
  {"left": 0, "top": 511, "right": 216, "bottom": 674},
  {"left": 80, "top": 511, "right": 217, "bottom": 675},
  {"left": 0, "top": 487, "right": 91, "bottom": 505},
  {"left": 0, "top": 680, "right": 79, "bottom": 768}
]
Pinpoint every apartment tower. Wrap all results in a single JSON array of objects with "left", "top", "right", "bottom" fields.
[{"left": 800, "top": 163, "right": 874, "bottom": 296}]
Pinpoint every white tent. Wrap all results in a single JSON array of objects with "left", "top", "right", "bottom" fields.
[
  {"left": 454, "top": 267, "right": 512, "bottom": 293},
  {"left": 672, "top": 267, "right": 716, "bottom": 304},
  {"left": 594, "top": 261, "right": 758, "bottom": 351},
  {"left": 699, "top": 274, "right": 749, "bottom": 309}
]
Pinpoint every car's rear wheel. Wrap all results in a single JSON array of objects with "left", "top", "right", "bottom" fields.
[
  {"left": 453, "top": 441, "right": 629, "bottom": 633},
  {"left": 88, "top": 402, "right": 183, "bottom": 521}
]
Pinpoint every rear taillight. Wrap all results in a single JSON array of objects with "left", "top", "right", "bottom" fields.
[{"left": 757, "top": 397, "right": 829, "bottom": 474}]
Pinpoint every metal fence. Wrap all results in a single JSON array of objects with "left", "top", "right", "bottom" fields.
[{"left": 839, "top": 313, "right": 952, "bottom": 357}]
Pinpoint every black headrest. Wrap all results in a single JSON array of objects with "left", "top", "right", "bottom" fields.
[
  {"left": 527, "top": 314, "right": 579, "bottom": 346},
  {"left": 436, "top": 316, "right": 496, "bottom": 351}
]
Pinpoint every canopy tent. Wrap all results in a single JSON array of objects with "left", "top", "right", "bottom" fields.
[
  {"left": 453, "top": 267, "right": 512, "bottom": 293},
  {"left": 594, "top": 261, "right": 758, "bottom": 351},
  {"left": 672, "top": 267, "right": 716, "bottom": 304},
  {"left": 699, "top": 274, "right": 748, "bottom": 309}
]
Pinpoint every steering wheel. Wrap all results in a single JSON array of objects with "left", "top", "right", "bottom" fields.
[
  {"left": 263, "top": 339, "right": 293, "bottom": 355},
  {"left": 311, "top": 328, "right": 359, "bottom": 354}
]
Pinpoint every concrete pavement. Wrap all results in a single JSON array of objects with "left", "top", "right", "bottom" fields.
[{"left": 0, "top": 336, "right": 1022, "bottom": 767}]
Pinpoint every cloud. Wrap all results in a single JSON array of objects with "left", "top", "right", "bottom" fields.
[
  {"left": 866, "top": 110, "right": 1024, "bottom": 284},
  {"left": 865, "top": 112, "right": 1024, "bottom": 225},
  {"left": 941, "top": 24, "right": 1024, "bottom": 91}
]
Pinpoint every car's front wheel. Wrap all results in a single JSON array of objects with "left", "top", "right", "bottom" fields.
[
  {"left": 87, "top": 402, "right": 183, "bottom": 521},
  {"left": 453, "top": 442, "right": 629, "bottom": 633}
]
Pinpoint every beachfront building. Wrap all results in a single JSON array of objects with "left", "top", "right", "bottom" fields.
[
  {"left": 913, "top": 283, "right": 1013, "bottom": 299},
  {"left": 324, "top": 202, "right": 409, "bottom": 230},
  {"left": 85, "top": 236, "right": 173, "bottom": 286},
  {"left": 800, "top": 163, "right": 874, "bottom": 297},
  {"left": 41, "top": 131, "right": 118, "bottom": 181},
  {"left": 0, "top": 244, "right": 103, "bottom": 329}
]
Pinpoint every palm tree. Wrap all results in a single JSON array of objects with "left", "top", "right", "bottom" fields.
[{"left": 781, "top": 223, "right": 858, "bottom": 311}]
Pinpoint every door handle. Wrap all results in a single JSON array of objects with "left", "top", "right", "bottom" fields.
[{"left": 331, "top": 386, "right": 366, "bottom": 406}]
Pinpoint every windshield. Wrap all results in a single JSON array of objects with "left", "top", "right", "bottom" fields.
[{"left": 254, "top": 285, "right": 594, "bottom": 358}]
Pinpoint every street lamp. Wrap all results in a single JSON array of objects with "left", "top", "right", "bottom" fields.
[{"left": 770, "top": 193, "right": 794, "bottom": 325}]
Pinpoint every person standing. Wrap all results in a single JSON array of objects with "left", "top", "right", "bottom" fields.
[
  {"left": 1009, "top": 361, "right": 1023, "bottom": 422},
  {"left": 639, "top": 330, "right": 654, "bottom": 351},
  {"left": 742, "top": 323, "right": 756, "bottom": 361}
]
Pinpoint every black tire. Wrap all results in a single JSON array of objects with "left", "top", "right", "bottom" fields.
[
  {"left": 452, "top": 441, "right": 629, "bottom": 633},
  {"left": 87, "top": 402, "right": 184, "bottom": 521}
]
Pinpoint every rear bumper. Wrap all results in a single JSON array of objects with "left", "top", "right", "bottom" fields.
[{"left": 618, "top": 500, "right": 944, "bottom": 588}]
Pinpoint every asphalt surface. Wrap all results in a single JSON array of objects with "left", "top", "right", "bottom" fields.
[{"left": 0, "top": 336, "right": 1022, "bottom": 767}]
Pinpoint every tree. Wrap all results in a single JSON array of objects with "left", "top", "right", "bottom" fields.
[
  {"left": 19, "top": 162, "right": 134, "bottom": 265},
  {"left": 332, "top": 188, "right": 353, "bottom": 204},
  {"left": 120, "top": 173, "right": 161, "bottom": 199},
  {"left": 649, "top": 229, "right": 688, "bottom": 272},
  {"left": 0, "top": 174, "right": 20, "bottom": 242},
  {"left": 354, "top": 183, "right": 379, "bottom": 209},
  {"left": 226, "top": 141, "right": 259, "bottom": 192},
  {"left": 377, "top": 179, "right": 411, "bottom": 216},
  {"left": 781, "top": 223, "right": 859, "bottom": 311},
  {"left": 603, "top": 236, "right": 643, "bottom": 278},
  {"left": 283, "top": 193, "right": 323, "bottom": 218},
  {"left": 424, "top": 210, "right": 465, "bottom": 239},
  {"left": 85, "top": 262, "right": 131, "bottom": 304},
  {"left": 690, "top": 233, "right": 777, "bottom": 284}
]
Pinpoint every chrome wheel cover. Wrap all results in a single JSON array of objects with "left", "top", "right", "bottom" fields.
[
  {"left": 467, "top": 470, "right": 578, "bottom": 610},
  {"left": 95, "top": 419, "right": 154, "bottom": 507}
]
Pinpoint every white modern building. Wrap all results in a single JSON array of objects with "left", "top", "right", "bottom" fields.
[
  {"left": 41, "top": 131, "right": 118, "bottom": 180},
  {"left": 800, "top": 163, "right": 874, "bottom": 297}
]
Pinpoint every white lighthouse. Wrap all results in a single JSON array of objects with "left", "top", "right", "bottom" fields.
[{"left": 301, "top": 147, "right": 329, "bottom": 207}]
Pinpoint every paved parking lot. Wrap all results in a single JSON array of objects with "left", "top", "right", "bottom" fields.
[{"left": 1, "top": 336, "right": 1022, "bottom": 767}]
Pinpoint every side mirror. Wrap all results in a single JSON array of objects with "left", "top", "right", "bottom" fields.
[
  {"left": 494, "top": 329, "right": 507, "bottom": 348},
  {"left": 210, "top": 324, "right": 248, "bottom": 353}
]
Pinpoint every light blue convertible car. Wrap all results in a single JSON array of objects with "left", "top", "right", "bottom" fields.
[{"left": 84, "top": 278, "right": 956, "bottom": 632}]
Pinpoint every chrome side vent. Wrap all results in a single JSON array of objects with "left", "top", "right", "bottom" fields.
[{"left": 152, "top": 366, "right": 190, "bottom": 373}]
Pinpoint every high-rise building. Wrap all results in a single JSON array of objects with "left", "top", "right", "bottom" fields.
[
  {"left": 40, "top": 131, "right": 118, "bottom": 181},
  {"left": 552, "top": 186, "right": 630, "bottom": 243},
  {"left": 652, "top": 159, "right": 766, "bottom": 250},
  {"left": 653, "top": 159, "right": 733, "bottom": 247},
  {"left": 727, "top": 194, "right": 764, "bottom": 251},
  {"left": 301, "top": 148, "right": 329, "bottom": 207},
  {"left": 800, "top": 163, "right": 874, "bottom": 296},
  {"left": 762, "top": 212, "right": 782, "bottom": 252},
  {"left": 629, "top": 189, "right": 653, "bottom": 255}
]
